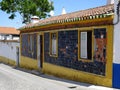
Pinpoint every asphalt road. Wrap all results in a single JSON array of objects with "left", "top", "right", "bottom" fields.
[{"left": 0, "top": 63, "right": 116, "bottom": 90}]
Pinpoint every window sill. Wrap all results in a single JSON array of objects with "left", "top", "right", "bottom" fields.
[
  {"left": 78, "top": 58, "right": 93, "bottom": 62},
  {"left": 49, "top": 54, "right": 58, "bottom": 58}
]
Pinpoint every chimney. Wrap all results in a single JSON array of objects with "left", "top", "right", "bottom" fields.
[
  {"left": 107, "top": 0, "right": 114, "bottom": 4},
  {"left": 31, "top": 16, "right": 39, "bottom": 24},
  {"left": 61, "top": 7, "right": 66, "bottom": 15},
  {"left": 50, "top": 10, "right": 54, "bottom": 16}
]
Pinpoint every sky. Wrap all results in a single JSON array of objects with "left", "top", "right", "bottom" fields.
[{"left": 0, "top": 0, "right": 106, "bottom": 29}]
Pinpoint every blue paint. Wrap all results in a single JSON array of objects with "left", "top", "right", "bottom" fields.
[
  {"left": 44, "top": 30, "right": 106, "bottom": 76},
  {"left": 113, "top": 63, "right": 120, "bottom": 88}
]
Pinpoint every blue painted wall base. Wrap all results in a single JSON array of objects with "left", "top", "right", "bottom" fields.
[{"left": 113, "top": 63, "right": 120, "bottom": 88}]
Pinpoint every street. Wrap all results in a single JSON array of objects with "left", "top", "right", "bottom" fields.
[{"left": 0, "top": 63, "right": 117, "bottom": 90}]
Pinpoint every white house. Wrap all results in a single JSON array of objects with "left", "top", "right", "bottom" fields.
[
  {"left": 0, "top": 27, "right": 20, "bottom": 40},
  {"left": 0, "top": 27, "right": 20, "bottom": 66}
]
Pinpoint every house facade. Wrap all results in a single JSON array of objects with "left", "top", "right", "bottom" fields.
[
  {"left": 0, "top": 27, "right": 20, "bottom": 66},
  {"left": 18, "top": 3, "right": 116, "bottom": 88}
]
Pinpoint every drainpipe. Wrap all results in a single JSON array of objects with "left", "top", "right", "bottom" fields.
[{"left": 114, "top": 0, "right": 120, "bottom": 25}]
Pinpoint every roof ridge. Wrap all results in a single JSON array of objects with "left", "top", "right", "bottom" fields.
[
  {"left": 42, "top": 4, "right": 114, "bottom": 20},
  {"left": 0, "top": 27, "right": 19, "bottom": 34},
  {"left": 19, "top": 4, "right": 114, "bottom": 30}
]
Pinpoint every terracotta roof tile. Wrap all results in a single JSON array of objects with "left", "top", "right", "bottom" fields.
[
  {"left": 0, "top": 27, "right": 20, "bottom": 35},
  {"left": 20, "top": 4, "right": 114, "bottom": 30}
]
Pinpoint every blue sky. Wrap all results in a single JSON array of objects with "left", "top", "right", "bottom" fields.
[{"left": 0, "top": 0, "right": 106, "bottom": 28}]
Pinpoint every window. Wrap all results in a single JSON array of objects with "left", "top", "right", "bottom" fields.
[
  {"left": 21, "top": 33, "right": 37, "bottom": 59},
  {"left": 79, "top": 31, "right": 92, "bottom": 60},
  {"left": 28, "top": 34, "right": 34, "bottom": 52},
  {"left": 4, "top": 35, "right": 7, "bottom": 40},
  {"left": 50, "top": 32, "right": 58, "bottom": 56},
  {"left": 94, "top": 28, "right": 106, "bottom": 63}
]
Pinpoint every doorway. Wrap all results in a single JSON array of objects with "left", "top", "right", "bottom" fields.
[{"left": 16, "top": 47, "right": 19, "bottom": 67}]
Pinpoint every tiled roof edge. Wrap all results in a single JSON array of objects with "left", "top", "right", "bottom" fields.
[{"left": 19, "top": 4, "right": 114, "bottom": 30}]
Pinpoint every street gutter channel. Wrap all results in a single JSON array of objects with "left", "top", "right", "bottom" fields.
[{"left": 68, "top": 86, "right": 77, "bottom": 89}]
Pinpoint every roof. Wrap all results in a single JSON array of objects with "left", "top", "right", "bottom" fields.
[
  {"left": 19, "top": 4, "right": 114, "bottom": 30},
  {"left": 0, "top": 27, "right": 20, "bottom": 35}
]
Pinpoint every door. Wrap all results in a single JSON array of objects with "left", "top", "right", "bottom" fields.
[
  {"left": 16, "top": 47, "right": 19, "bottom": 67},
  {"left": 38, "top": 35, "right": 43, "bottom": 69}
]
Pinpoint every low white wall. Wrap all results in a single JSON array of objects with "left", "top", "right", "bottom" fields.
[{"left": 0, "top": 40, "right": 20, "bottom": 61}]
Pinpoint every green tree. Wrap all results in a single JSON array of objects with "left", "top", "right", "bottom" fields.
[{"left": 0, "top": 0, "right": 54, "bottom": 23}]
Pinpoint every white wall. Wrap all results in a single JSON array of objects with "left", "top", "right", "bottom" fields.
[
  {"left": 0, "top": 35, "right": 5, "bottom": 40},
  {"left": 0, "top": 34, "right": 19, "bottom": 40},
  {"left": 113, "top": 0, "right": 120, "bottom": 64},
  {"left": 107, "top": 0, "right": 114, "bottom": 4},
  {"left": 0, "top": 41, "right": 20, "bottom": 62}
]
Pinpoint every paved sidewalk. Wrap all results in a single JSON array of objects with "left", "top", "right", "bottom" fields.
[{"left": 14, "top": 66, "right": 118, "bottom": 90}]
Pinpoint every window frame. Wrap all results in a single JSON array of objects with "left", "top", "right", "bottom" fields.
[
  {"left": 93, "top": 28, "right": 107, "bottom": 63},
  {"left": 28, "top": 34, "right": 34, "bottom": 54},
  {"left": 78, "top": 29, "right": 94, "bottom": 62},
  {"left": 49, "top": 32, "right": 58, "bottom": 57}
]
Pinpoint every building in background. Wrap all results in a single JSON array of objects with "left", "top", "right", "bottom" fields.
[
  {"left": 0, "top": 27, "right": 19, "bottom": 40},
  {"left": 0, "top": 27, "right": 20, "bottom": 66}
]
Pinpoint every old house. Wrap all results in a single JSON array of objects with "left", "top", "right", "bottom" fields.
[{"left": 18, "top": 0, "right": 120, "bottom": 88}]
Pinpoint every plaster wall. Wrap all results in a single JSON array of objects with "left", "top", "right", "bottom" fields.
[
  {"left": 113, "top": 0, "right": 120, "bottom": 88},
  {"left": 0, "top": 41, "right": 19, "bottom": 62},
  {"left": 113, "top": 0, "right": 120, "bottom": 64}
]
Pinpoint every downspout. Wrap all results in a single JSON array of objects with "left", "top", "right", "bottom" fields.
[{"left": 114, "top": 0, "right": 120, "bottom": 25}]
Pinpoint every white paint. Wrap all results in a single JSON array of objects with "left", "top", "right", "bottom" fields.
[
  {"left": 0, "top": 34, "right": 6, "bottom": 40},
  {"left": 61, "top": 7, "right": 66, "bottom": 15},
  {"left": 0, "top": 35, "right": 1, "bottom": 39},
  {"left": 113, "top": 0, "right": 120, "bottom": 63},
  {"left": 50, "top": 10, "right": 54, "bottom": 16},
  {"left": 7, "top": 35, "right": 12, "bottom": 40},
  {"left": 31, "top": 16, "right": 39, "bottom": 24},
  {"left": 107, "top": 0, "right": 114, "bottom": 4},
  {"left": 0, "top": 34, "right": 19, "bottom": 40},
  {"left": 13, "top": 37, "right": 19, "bottom": 40},
  {"left": 80, "top": 32, "right": 87, "bottom": 59},
  {"left": 0, "top": 41, "right": 20, "bottom": 62}
]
